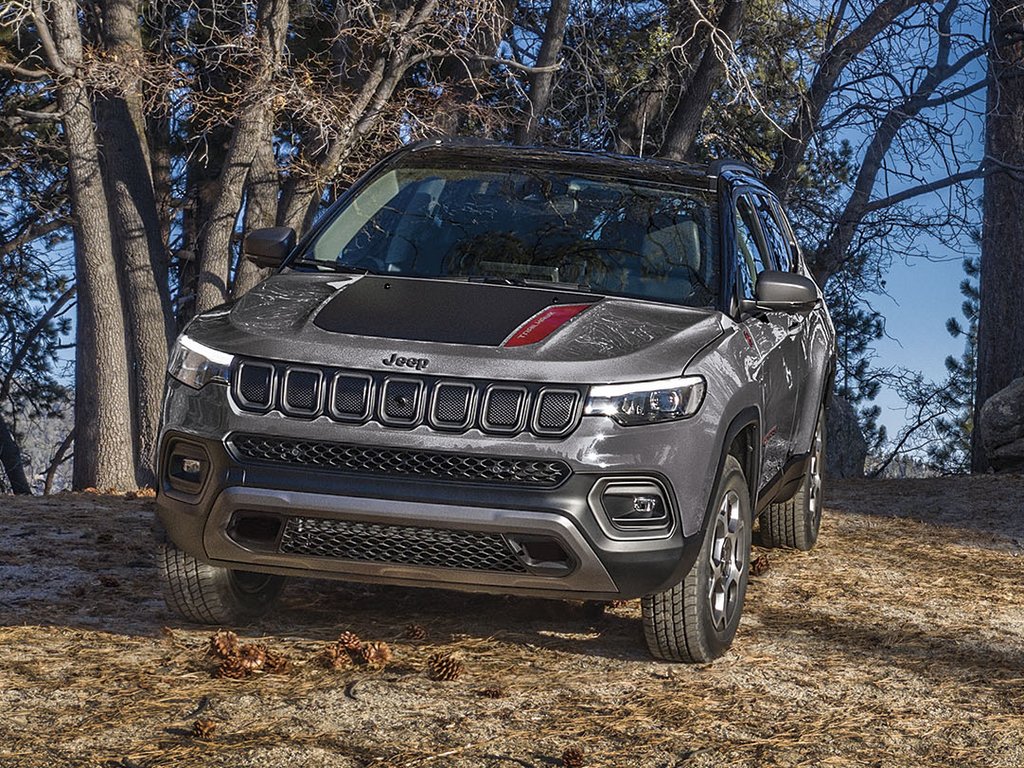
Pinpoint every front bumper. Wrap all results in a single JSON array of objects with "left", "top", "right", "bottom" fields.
[{"left": 157, "top": 380, "right": 722, "bottom": 600}]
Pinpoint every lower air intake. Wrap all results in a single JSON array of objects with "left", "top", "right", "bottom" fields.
[
  {"left": 229, "top": 435, "right": 572, "bottom": 487},
  {"left": 278, "top": 517, "right": 526, "bottom": 573}
]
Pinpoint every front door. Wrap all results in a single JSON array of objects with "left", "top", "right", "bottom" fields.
[{"left": 733, "top": 193, "right": 804, "bottom": 489}]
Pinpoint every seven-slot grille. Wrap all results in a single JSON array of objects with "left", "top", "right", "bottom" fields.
[
  {"left": 278, "top": 517, "right": 526, "bottom": 573},
  {"left": 229, "top": 434, "right": 572, "bottom": 487},
  {"left": 231, "top": 359, "right": 583, "bottom": 438}
]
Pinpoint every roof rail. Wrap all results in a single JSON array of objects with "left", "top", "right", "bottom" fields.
[{"left": 708, "top": 158, "right": 762, "bottom": 177}]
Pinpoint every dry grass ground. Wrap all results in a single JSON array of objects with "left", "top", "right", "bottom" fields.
[{"left": 1, "top": 476, "right": 1022, "bottom": 767}]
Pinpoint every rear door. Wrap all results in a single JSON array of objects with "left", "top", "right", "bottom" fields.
[{"left": 732, "top": 192, "right": 801, "bottom": 488}]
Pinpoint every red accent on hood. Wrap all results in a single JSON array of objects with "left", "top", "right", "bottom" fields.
[{"left": 503, "top": 303, "right": 593, "bottom": 347}]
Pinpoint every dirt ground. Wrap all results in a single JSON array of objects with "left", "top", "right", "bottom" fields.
[{"left": 1, "top": 475, "right": 1022, "bottom": 768}]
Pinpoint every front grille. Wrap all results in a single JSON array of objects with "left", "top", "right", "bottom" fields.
[
  {"left": 231, "top": 358, "right": 585, "bottom": 438},
  {"left": 229, "top": 434, "right": 572, "bottom": 487},
  {"left": 278, "top": 517, "right": 526, "bottom": 573}
]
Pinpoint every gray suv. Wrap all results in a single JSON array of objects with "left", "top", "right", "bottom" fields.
[{"left": 157, "top": 140, "right": 835, "bottom": 662}]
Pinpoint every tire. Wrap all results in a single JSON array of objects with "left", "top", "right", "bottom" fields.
[
  {"left": 761, "top": 404, "right": 826, "bottom": 551},
  {"left": 641, "top": 455, "right": 752, "bottom": 662},
  {"left": 158, "top": 535, "right": 285, "bottom": 625}
]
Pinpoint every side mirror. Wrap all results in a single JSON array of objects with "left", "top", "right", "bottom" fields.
[
  {"left": 748, "top": 270, "right": 820, "bottom": 315},
  {"left": 243, "top": 227, "right": 296, "bottom": 269}
]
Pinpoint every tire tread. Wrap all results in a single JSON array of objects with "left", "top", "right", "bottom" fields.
[{"left": 642, "top": 455, "right": 748, "bottom": 663}]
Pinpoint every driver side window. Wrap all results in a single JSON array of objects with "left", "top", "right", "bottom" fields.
[{"left": 734, "top": 194, "right": 771, "bottom": 300}]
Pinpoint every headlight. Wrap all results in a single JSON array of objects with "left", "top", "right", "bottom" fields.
[
  {"left": 168, "top": 334, "right": 234, "bottom": 389},
  {"left": 584, "top": 375, "right": 705, "bottom": 426}
]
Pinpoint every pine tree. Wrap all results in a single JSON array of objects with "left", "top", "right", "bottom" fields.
[
  {"left": 928, "top": 257, "right": 978, "bottom": 473},
  {"left": 825, "top": 252, "right": 887, "bottom": 450}
]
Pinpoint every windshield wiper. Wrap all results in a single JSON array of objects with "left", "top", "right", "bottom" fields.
[
  {"left": 289, "top": 259, "right": 380, "bottom": 276},
  {"left": 465, "top": 275, "right": 595, "bottom": 293}
]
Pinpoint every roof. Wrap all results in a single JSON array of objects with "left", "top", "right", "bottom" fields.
[{"left": 389, "top": 138, "right": 760, "bottom": 190}]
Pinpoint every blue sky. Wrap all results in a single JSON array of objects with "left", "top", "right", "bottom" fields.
[{"left": 872, "top": 249, "right": 970, "bottom": 436}]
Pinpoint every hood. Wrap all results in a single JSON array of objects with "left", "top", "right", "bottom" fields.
[{"left": 186, "top": 273, "right": 725, "bottom": 383}]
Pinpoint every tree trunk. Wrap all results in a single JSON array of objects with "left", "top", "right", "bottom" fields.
[
  {"left": 433, "top": 0, "right": 516, "bottom": 136},
  {"left": 0, "top": 415, "right": 31, "bottom": 495},
  {"left": 613, "top": 3, "right": 703, "bottom": 157},
  {"left": 766, "top": 0, "right": 923, "bottom": 200},
  {"left": 46, "top": 0, "right": 137, "bottom": 490},
  {"left": 233, "top": 137, "right": 278, "bottom": 298},
  {"left": 658, "top": 0, "right": 745, "bottom": 161},
  {"left": 277, "top": 0, "right": 439, "bottom": 234},
  {"left": 194, "top": 0, "right": 289, "bottom": 314},
  {"left": 812, "top": 0, "right": 976, "bottom": 284},
  {"left": 95, "top": 0, "right": 174, "bottom": 485},
  {"left": 513, "top": 0, "right": 570, "bottom": 145},
  {"left": 973, "top": 0, "right": 1024, "bottom": 471}
]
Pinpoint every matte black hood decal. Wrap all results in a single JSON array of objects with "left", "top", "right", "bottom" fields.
[{"left": 313, "top": 276, "right": 601, "bottom": 346}]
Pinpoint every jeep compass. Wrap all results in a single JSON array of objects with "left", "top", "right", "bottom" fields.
[{"left": 157, "top": 139, "right": 835, "bottom": 662}]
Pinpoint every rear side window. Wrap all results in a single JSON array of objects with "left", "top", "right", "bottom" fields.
[
  {"left": 734, "top": 195, "right": 771, "bottom": 299},
  {"left": 753, "top": 194, "right": 792, "bottom": 272}
]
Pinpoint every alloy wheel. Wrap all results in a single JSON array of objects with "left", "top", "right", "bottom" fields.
[{"left": 707, "top": 489, "right": 746, "bottom": 631}]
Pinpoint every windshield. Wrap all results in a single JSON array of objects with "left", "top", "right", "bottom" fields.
[{"left": 300, "top": 166, "right": 719, "bottom": 307}]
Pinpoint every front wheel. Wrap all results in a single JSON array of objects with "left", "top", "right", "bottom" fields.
[
  {"left": 641, "top": 455, "right": 752, "bottom": 662},
  {"left": 761, "top": 404, "right": 826, "bottom": 551},
  {"left": 158, "top": 535, "right": 286, "bottom": 624}
]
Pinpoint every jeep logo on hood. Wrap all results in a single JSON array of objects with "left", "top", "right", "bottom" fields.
[{"left": 382, "top": 353, "right": 429, "bottom": 371}]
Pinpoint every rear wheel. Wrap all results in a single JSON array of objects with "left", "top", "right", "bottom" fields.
[
  {"left": 761, "top": 404, "right": 825, "bottom": 551},
  {"left": 641, "top": 455, "right": 752, "bottom": 662},
  {"left": 158, "top": 535, "right": 285, "bottom": 624}
]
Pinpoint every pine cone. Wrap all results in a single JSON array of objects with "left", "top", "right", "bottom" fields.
[
  {"left": 477, "top": 685, "right": 505, "bottom": 699},
  {"left": 264, "top": 649, "right": 291, "bottom": 674},
  {"left": 236, "top": 643, "right": 267, "bottom": 671},
  {"left": 561, "top": 746, "right": 585, "bottom": 767},
  {"left": 750, "top": 554, "right": 770, "bottom": 576},
  {"left": 323, "top": 644, "right": 352, "bottom": 671},
  {"left": 191, "top": 718, "right": 217, "bottom": 740},
  {"left": 403, "top": 624, "right": 428, "bottom": 642},
  {"left": 427, "top": 651, "right": 464, "bottom": 681},
  {"left": 208, "top": 630, "right": 240, "bottom": 659},
  {"left": 360, "top": 641, "right": 393, "bottom": 668},
  {"left": 336, "top": 631, "right": 362, "bottom": 651},
  {"left": 215, "top": 657, "right": 251, "bottom": 679}
]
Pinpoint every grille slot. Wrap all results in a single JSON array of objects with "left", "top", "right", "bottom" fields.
[
  {"left": 278, "top": 517, "right": 526, "bottom": 573},
  {"left": 282, "top": 369, "right": 322, "bottom": 415},
  {"left": 535, "top": 389, "right": 580, "bottom": 435},
  {"left": 483, "top": 386, "right": 527, "bottom": 432},
  {"left": 237, "top": 363, "right": 273, "bottom": 408},
  {"left": 230, "top": 435, "right": 572, "bottom": 487},
  {"left": 431, "top": 382, "right": 474, "bottom": 429},
  {"left": 380, "top": 378, "right": 423, "bottom": 425},
  {"left": 331, "top": 374, "right": 371, "bottom": 421}
]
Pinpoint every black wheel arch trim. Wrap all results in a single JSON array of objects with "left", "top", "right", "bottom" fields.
[{"left": 649, "top": 405, "right": 760, "bottom": 594}]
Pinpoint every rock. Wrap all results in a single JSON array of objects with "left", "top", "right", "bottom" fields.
[
  {"left": 979, "top": 376, "right": 1024, "bottom": 472},
  {"left": 826, "top": 396, "right": 866, "bottom": 479}
]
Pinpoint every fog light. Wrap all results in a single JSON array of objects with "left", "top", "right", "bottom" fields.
[
  {"left": 164, "top": 439, "right": 209, "bottom": 494},
  {"left": 632, "top": 495, "right": 660, "bottom": 515},
  {"left": 600, "top": 482, "right": 670, "bottom": 529},
  {"left": 181, "top": 458, "right": 202, "bottom": 477}
]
